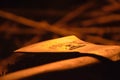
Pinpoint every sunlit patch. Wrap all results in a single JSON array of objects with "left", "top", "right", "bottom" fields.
[{"left": 49, "top": 41, "right": 86, "bottom": 50}]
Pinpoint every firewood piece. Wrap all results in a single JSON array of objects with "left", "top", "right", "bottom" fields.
[
  {"left": 85, "top": 35, "right": 120, "bottom": 45},
  {"left": 0, "top": 21, "right": 43, "bottom": 36},
  {"left": 0, "top": 53, "right": 24, "bottom": 76},
  {"left": 0, "top": 10, "right": 119, "bottom": 45},
  {"left": 0, "top": 35, "right": 120, "bottom": 80},
  {"left": 84, "top": 4, "right": 120, "bottom": 17},
  {"left": 0, "top": 10, "right": 79, "bottom": 36},
  {"left": 14, "top": 35, "right": 120, "bottom": 52},
  {"left": 68, "top": 27, "right": 120, "bottom": 35},
  {"left": 81, "top": 14, "right": 120, "bottom": 26}
]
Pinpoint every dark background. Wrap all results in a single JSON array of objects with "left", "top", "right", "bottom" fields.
[
  {"left": 0, "top": 0, "right": 120, "bottom": 80},
  {"left": 0, "top": 0, "right": 88, "bottom": 8}
]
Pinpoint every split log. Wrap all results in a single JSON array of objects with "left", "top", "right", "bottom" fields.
[
  {"left": 0, "top": 36, "right": 120, "bottom": 80},
  {"left": 0, "top": 10, "right": 79, "bottom": 36},
  {"left": 84, "top": 35, "right": 120, "bottom": 45},
  {"left": 0, "top": 21, "right": 42, "bottom": 35},
  {"left": 81, "top": 14, "right": 120, "bottom": 26},
  {"left": 0, "top": 10, "right": 119, "bottom": 45},
  {"left": 84, "top": 4, "right": 120, "bottom": 17},
  {"left": 68, "top": 27, "right": 120, "bottom": 35}
]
